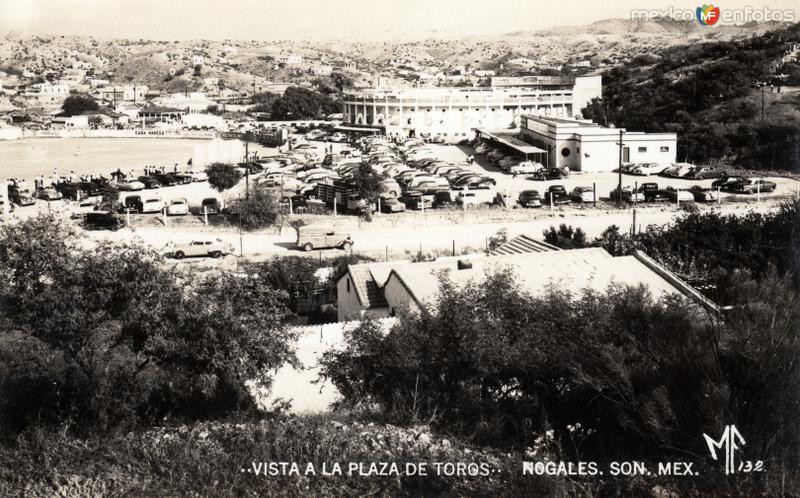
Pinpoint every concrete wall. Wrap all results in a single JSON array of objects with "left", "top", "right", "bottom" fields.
[
  {"left": 383, "top": 274, "right": 420, "bottom": 316},
  {"left": 336, "top": 273, "right": 363, "bottom": 322}
]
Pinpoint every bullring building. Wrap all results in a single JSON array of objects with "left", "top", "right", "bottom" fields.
[{"left": 340, "top": 76, "right": 602, "bottom": 141}]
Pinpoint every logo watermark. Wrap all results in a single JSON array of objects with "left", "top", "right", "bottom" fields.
[{"left": 631, "top": 5, "right": 796, "bottom": 24}]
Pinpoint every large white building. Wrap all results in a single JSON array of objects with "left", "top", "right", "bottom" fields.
[
  {"left": 341, "top": 75, "right": 601, "bottom": 141},
  {"left": 336, "top": 245, "right": 717, "bottom": 322},
  {"left": 517, "top": 115, "right": 677, "bottom": 172}
]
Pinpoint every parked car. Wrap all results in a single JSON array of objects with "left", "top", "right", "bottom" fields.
[
  {"left": 167, "top": 198, "right": 189, "bottom": 215},
  {"left": 117, "top": 178, "right": 145, "bottom": 191},
  {"left": 399, "top": 190, "right": 429, "bottom": 210},
  {"left": 509, "top": 161, "right": 543, "bottom": 175},
  {"left": 609, "top": 186, "right": 645, "bottom": 203},
  {"left": 543, "top": 185, "right": 571, "bottom": 205},
  {"left": 8, "top": 187, "right": 35, "bottom": 206},
  {"left": 154, "top": 173, "right": 181, "bottom": 186},
  {"left": 493, "top": 191, "right": 514, "bottom": 208},
  {"left": 188, "top": 170, "right": 208, "bottom": 182},
  {"left": 165, "top": 238, "right": 235, "bottom": 259},
  {"left": 630, "top": 163, "right": 667, "bottom": 176},
  {"left": 727, "top": 178, "right": 777, "bottom": 194},
  {"left": 34, "top": 186, "right": 62, "bottom": 201},
  {"left": 684, "top": 166, "right": 725, "bottom": 180},
  {"left": 432, "top": 191, "right": 453, "bottom": 208},
  {"left": 141, "top": 197, "right": 164, "bottom": 213},
  {"left": 689, "top": 186, "right": 719, "bottom": 202},
  {"left": 295, "top": 226, "right": 353, "bottom": 251},
  {"left": 529, "top": 168, "right": 565, "bottom": 181},
  {"left": 137, "top": 176, "right": 162, "bottom": 189},
  {"left": 641, "top": 182, "right": 669, "bottom": 202},
  {"left": 201, "top": 198, "right": 221, "bottom": 214},
  {"left": 379, "top": 197, "right": 406, "bottom": 213},
  {"left": 661, "top": 162, "right": 694, "bottom": 178},
  {"left": 455, "top": 191, "right": 482, "bottom": 207},
  {"left": 570, "top": 186, "right": 595, "bottom": 204},
  {"left": 663, "top": 187, "right": 695, "bottom": 202},
  {"left": 82, "top": 211, "right": 121, "bottom": 231},
  {"left": 518, "top": 190, "right": 542, "bottom": 208},
  {"left": 712, "top": 175, "right": 746, "bottom": 189},
  {"left": 120, "top": 195, "right": 143, "bottom": 213}
]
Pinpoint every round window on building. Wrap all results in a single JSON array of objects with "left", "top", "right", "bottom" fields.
[{"left": 561, "top": 147, "right": 571, "bottom": 157}]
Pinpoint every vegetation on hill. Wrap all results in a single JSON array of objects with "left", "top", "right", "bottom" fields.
[{"left": 582, "top": 23, "right": 800, "bottom": 170}]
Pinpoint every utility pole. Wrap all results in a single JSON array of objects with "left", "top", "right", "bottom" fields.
[
  {"left": 617, "top": 129, "right": 624, "bottom": 208},
  {"left": 761, "top": 85, "right": 766, "bottom": 121}
]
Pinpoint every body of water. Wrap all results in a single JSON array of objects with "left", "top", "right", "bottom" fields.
[{"left": 0, "top": 137, "right": 275, "bottom": 180}]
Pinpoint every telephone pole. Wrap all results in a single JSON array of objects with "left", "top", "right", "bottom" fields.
[{"left": 617, "top": 129, "right": 624, "bottom": 207}]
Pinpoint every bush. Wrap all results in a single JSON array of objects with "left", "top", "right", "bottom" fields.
[
  {"left": 320, "top": 268, "right": 800, "bottom": 480},
  {"left": 224, "top": 185, "right": 280, "bottom": 230},
  {"left": 206, "top": 163, "right": 242, "bottom": 192},
  {"left": 0, "top": 215, "right": 296, "bottom": 433}
]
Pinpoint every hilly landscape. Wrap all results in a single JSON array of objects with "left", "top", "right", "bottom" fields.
[{"left": 582, "top": 21, "right": 800, "bottom": 171}]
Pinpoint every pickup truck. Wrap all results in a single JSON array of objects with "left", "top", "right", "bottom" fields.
[{"left": 641, "top": 182, "right": 669, "bottom": 202}]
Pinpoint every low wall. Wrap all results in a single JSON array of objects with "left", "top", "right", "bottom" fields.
[{"left": 19, "top": 128, "right": 217, "bottom": 139}]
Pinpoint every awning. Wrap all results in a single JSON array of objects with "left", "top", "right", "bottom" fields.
[
  {"left": 335, "top": 125, "right": 384, "bottom": 133},
  {"left": 475, "top": 128, "right": 547, "bottom": 154}
]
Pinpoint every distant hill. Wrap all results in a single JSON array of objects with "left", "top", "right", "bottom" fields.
[{"left": 581, "top": 22, "right": 800, "bottom": 171}]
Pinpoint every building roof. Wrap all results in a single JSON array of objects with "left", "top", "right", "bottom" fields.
[
  {"left": 346, "top": 261, "right": 398, "bottom": 309},
  {"left": 475, "top": 128, "right": 547, "bottom": 154},
  {"left": 386, "top": 248, "right": 717, "bottom": 311},
  {"left": 490, "top": 234, "right": 560, "bottom": 255}
]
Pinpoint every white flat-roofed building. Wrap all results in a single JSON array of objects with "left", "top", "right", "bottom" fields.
[
  {"left": 341, "top": 76, "right": 601, "bottom": 141},
  {"left": 336, "top": 247, "right": 716, "bottom": 322},
  {"left": 519, "top": 114, "right": 677, "bottom": 173}
]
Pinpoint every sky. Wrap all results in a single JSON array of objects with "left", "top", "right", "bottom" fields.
[{"left": 0, "top": 0, "right": 797, "bottom": 41}]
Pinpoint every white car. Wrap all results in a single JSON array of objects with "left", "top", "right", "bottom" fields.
[
  {"left": 167, "top": 198, "right": 189, "bottom": 215},
  {"left": 188, "top": 170, "right": 208, "bottom": 182},
  {"left": 117, "top": 179, "right": 145, "bottom": 191},
  {"left": 631, "top": 163, "right": 667, "bottom": 176},
  {"left": 509, "top": 161, "right": 543, "bottom": 175},
  {"left": 141, "top": 197, "right": 164, "bottom": 214}
]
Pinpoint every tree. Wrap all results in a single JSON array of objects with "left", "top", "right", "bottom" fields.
[
  {"left": 330, "top": 72, "right": 354, "bottom": 92},
  {"left": 61, "top": 94, "right": 99, "bottom": 116},
  {"left": 270, "top": 87, "right": 340, "bottom": 120},
  {"left": 224, "top": 185, "right": 281, "bottom": 230},
  {"left": 0, "top": 215, "right": 296, "bottom": 433},
  {"left": 193, "top": 64, "right": 202, "bottom": 77},
  {"left": 543, "top": 224, "right": 587, "bottom": 249},
  {"left": 206, "top": 163, "right": 242, "bottom": 192}
]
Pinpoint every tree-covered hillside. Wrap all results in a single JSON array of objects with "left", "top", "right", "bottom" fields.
[{"left": 583, "top": 23, "right": 800, "bottom": 171}]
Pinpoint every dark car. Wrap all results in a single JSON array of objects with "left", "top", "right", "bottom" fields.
[
  {"left": 712, "top": 175, "right": 746, "bottom": 189},
  {"left": 120, "top": 195, "right": 143, "bottom": 213},
  {"left": 201, "top": 197, "right": 221, "bottom": 214},
  {"left": 8, "top": 186, "right": 36, "bottom": 206},
  {"left": 174, "top": 173, "right": 193, "bottom": 184},
  {"left": 82, "top": 211, "right": 121, "bottom": 231},
  {"left": 518, "top": 190, "right": 542, "bottom": 208},
  {"left": 684, "top": 166, "right": 726, "bottom": 180},
  {"left": 641, "top": 182, "right": 668, "bottom": 202},
  {"left": 689, "top": 186, "right": 719, "bottom": 202},
  {"left": 154, "top": 173, "right": 181, "bottom": 186},
  {"left": 432, "top": 190, "right": 453, "bottom": 208},
  {"left": 529, "top": 168, "right": 564, "bottom": 181},
  {"left": 726, "top": 178, "right": 777, "bottom": 194},
  {"left": 138, "top": 176, "right": 162, "bottom": 189},
  {"left": 399, "top": 190, "right": 426, "bottom": 210},
  {"left": 279, "top": 195, "right": 307, "bottom": 209},
  {"left": 543, "top": 185, "right": 571, "bottom": 205}
]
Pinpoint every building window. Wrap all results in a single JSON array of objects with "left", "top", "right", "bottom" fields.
[
  {"left": 660, "top": 146, "right": 670, "bottom": 152},
  {"left": 638, "top": 146, "right": 647, "bottom": 153},
  {"left": 561, "top": 147, "right": 571, "bottom": 157}
]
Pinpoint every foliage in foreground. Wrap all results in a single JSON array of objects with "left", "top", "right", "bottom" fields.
[
  {"left": 0, "top": 215, "right": 296, "bottom": 434},
  {"left": 1, "top": 415, "right": 779, "bottom": 498},
  {"left": 320, "top": 269, "right": 800, "bottom": 487}
]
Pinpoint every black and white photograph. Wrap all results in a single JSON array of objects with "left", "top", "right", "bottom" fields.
[{"left": 0, "top": 0, "right": 799, "bottom": 496}]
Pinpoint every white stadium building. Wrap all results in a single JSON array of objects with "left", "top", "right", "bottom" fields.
[{"left": 340, "top": 75, "right": 602, "bottom": 141}]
